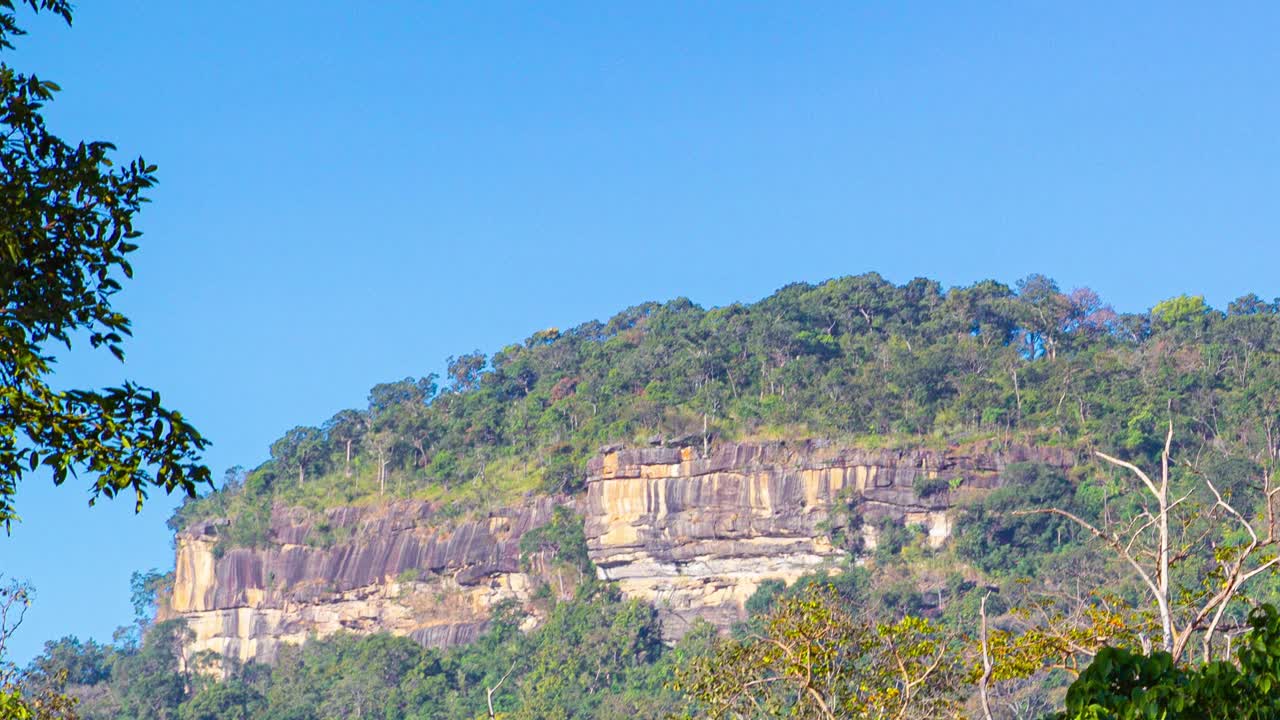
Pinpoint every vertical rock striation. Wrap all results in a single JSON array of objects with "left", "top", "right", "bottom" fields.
[
  {"left": 165, "top": 498, "right": 559, "bottom": 665},
  {"left": 582, "top": 441, "right": 1072, "bottom": 638}
]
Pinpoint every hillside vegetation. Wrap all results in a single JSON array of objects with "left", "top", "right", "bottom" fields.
[{"left": 172, "top": 272, "right": 1280, "bottom": 541}]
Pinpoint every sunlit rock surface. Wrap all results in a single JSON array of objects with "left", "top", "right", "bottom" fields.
[
  {"left": 582, "top": 441, "right": 1072, "bottom": 639},
  {"left": 166, "top": 441, "right": 1073, "bottom": 663},
  {"left": 165, "top": 498, "right": 557, "bottom": 665}
]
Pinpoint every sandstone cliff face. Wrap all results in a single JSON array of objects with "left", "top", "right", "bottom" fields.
[
  {"left": 166, "top": 498, "right": 558, "bottom": 665},
  {"left": 582, "top": 441, "right": 1073, "bottom": 638},
  {"left": 167, "top": 441, "right": 1073, "bottom": 663}
]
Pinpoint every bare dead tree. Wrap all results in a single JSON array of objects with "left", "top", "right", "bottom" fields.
[
  {"left": 0, "top": 576, "right": 32, "bottom": 683},
  {"left": 978, "top": 591, "right": 995, "bottom": 720},
  {"left": 486, "top": 659, "right": 517, "bottom": 719},
  {"left": 1017, "top": 420, "right": 1280, "bottom": 662}
]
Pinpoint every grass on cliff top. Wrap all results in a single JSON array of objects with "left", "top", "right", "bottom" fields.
[
  {"left": 174, "top": 454, "right": 551, "bottom": 545},
  {"left": 731, "top": 422, "right": 1069, "bottom": 455},
  {"left": 278, "top": 454, "right": 547, "bottom": 522}
]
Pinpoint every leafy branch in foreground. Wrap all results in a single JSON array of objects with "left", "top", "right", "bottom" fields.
[
  {"left": 0, "top": 0, "right": 210, "bottom": 530},
  {"left": 1049, "top": 604, "right": 1280, "bottom": 720}
]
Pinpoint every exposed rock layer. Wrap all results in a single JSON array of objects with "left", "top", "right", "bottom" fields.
[
  {"left": 583, "top": 441, "right": 1073, "bottom": 638},
  {"left": 167, "top": 441, "right": 1073, "bottom": 663},
  {"left": 166, "top": 498, "right": 558, "bottom": 665}
]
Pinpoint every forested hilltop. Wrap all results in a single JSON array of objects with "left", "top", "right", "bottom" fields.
[{"left": 172, "top": 272, "right": 1280, "bottom": 543}]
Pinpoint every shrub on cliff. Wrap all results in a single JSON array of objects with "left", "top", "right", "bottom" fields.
[{"left": 518, "top": 506, "right": 592, "bottom": 575}]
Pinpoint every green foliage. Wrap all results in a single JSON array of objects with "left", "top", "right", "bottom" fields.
[
  {"left": 0, "top": 680, "right": 77, "bottom": 720},
  {"left": 743, "top": 579, "right": 788, "bottom": 618},
  {"left": 178, "top": 680, "right": 264, "bottom": 720},
  {"left": 425, "top": 450, "right": 457, "bottom": 482},
  {"left": 0, "top": 0, "right": 210, "bottom": 531},
  {"left": 1050, "top": 604, "right": 1280, "bottom": 719},
  {"left": 26, "top": 578, "right": 684, "bottom": 720},
  {"left": 674, "top": 585, "right": 967, "bottom": 719},
  {"left": 955, "top": 463, "right": 1083, "bottom": 574},
  {"left": 819, "top": 488, "right": 865, "bottom": 554},
  {"left": 913, "top": 474, "right": 950, "bottom": 498},
  {"left": 218, "top": 484, "right": 273, "bottom": 552},
  {"left": 130, "top": 570, "right": 172, "bottom": 628},
  {"left": 518, "top": 506, "right": 592, "bottom": 574},
  {"left": 170, "top": 271, "right": 1280, "bottom": 554},
  {"left": 1151, "top": 294, "right": 1210, "bottom": 328},
  {"left": 24, "top": 637, "right": 111, "bottom": 688},
  {"left": 395, "top": 567, "right": 424, "bottom": 584},
  {"left": 741, "top": 569, "right": 870, "bottom": 625},
  {"left": 873, "top": 516, "right": 923, "bottom": 565},
  {"left": 109, "top": 620, "right": 191, "bottom": 720},
  {"left": 270, "top": 426, "right": 326, "bottom": 486}
]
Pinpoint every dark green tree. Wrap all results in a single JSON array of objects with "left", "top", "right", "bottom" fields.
[
  {"left": 269, "top": 426, "right": 325, "bottom": 486},
  {"left": 110, "top": 620, "right": 192, "bottom": 720},
  {"left": 1050, "top": 604, "right": 1280, "bottom": 719},
  {"left": 177, "top": 680, "right": 265, "bottom": 720},
  {"left": 0, "top": 0, "right": 210, "bottom": 530}
]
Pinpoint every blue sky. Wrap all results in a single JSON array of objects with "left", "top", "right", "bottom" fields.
[{"left": 3, "top": 1, "right": 1279, "bottom": 664}]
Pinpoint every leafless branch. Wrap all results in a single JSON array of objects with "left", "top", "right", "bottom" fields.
[
  {"left": 978, "top": 591, "right": 995, "bottom": 720},
  {"left": 486, "top": 659, "right": 517, "bottom": 719}
]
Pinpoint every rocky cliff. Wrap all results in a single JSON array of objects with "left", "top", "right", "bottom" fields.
[
  {"left": 166, "top": 440, "right": 1073, "bottom": 663},
  {"left": 166, "top": 497, "right": 559, "bottom": 665},
  {"left": 583, "top": 440, "right": 1073, "bottom": 638}
]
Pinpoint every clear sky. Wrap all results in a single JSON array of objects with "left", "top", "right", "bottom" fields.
[{"left": 3, "top": 1, "right": 1279, "bottom": 664}]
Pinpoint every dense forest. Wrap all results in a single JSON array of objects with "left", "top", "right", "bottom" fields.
[
  {"left": 171, "top": 273, "right": 1280, "bottom": 545},
  {"left": 12, "top": 272, "right": 1280, "bottom": 719}
]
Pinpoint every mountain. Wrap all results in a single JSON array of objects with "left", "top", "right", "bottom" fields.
[
  {"left": 25, "top": 272, "right": 1280, "bottom": 718},
  {"left": 159, "top": 272, "right": 1280, "bottom": 666}
]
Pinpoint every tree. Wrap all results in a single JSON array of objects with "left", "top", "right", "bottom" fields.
[
  {"left": 1, "top": 580, "right": 83, "bottom": 720},
  {"left": 0, "top": 576, "right": 31, "bottom": 682},
  {"left": 1151, "top": 294, "right": 1210, "bottom": 328},
  {"left": 1012, "top": 274, "right": 1071, "bottom": 360},
  {"left": 22, "top": 636, "right": 111, "bottom": 689},
  {"left": 130, "top": 569, "right": 172, "bottom": 630},
  {"left": 324, "top": 409, "right": 366, "bottom": 477},
  {"left": 0, "top": 0, "right": 209, "bottom": 530},
  {"left": 269, "top": 426, "right": 324, "bottom": 486},
  {"left": 447, "top": 352, "right": 487, "bottom": 393},
  {"left": 364, "top": 430, "right": 397, "bottom": 495},
  {"left": 673, "top": 585, "right": 965, "bottom": 719},
  {"left": 110, "top": 620, "right": 192, "bottom": 720},
  {"left": 368, "top": 375, "right": 438, "bottom": 469},
  {"left": 177, "top": 680, "right": 264, "bottom": 720}
]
